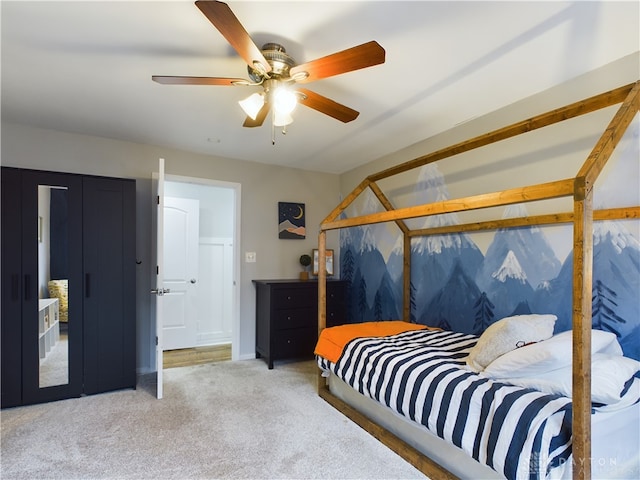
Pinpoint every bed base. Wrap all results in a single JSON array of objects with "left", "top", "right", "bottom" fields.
[{"left": 317, "top": 372, "right": 458, "bottom": 480}]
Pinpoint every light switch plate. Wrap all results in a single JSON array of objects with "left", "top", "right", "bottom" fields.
[{"left": 245, "top": 251, "right": 256, "bottom": 263}]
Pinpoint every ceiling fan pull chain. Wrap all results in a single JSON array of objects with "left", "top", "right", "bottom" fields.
[{"left": 271, "top": 109, "right": 276, "bottom": 145}]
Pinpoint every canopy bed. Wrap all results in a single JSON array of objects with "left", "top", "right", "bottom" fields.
[{"left": 314, "top": 81, "right": 640, "bottom": 479}]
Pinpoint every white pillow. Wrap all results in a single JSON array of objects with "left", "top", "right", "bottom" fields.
[
  {"left": 499, "top": 353, "right": 640, "bottom": 405},
  {"left": 484, "top": 329, "right": 622, "bottom": 378},
  {"left": 466, "top": 314, "right": 557, "bottom": 372}
]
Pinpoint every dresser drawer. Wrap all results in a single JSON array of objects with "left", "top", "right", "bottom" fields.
[
  {"left": 273, "top": 287, "right": 316, "bottom": 309},
  {"left": 273, "top": 327, "right": 317, "bottom": 358},
  {"left": 273, "top": 307, "right": 315, "bottom": 329},
  {"left": 326, "top": 285, "right": 345, "bottom": 304},
  {"left": 326, "top": 308, "right": 346, "bottom": 328}
]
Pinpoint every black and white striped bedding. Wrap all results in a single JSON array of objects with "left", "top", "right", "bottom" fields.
[{"left": 317, "top": 328, "right": 573, "bottom": 480}]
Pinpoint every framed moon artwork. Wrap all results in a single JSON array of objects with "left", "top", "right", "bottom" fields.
[{"left": 278, "top": 202, "right": 306, "bottom": 239}]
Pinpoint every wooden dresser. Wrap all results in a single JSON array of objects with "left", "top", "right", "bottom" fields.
[{"left": 253, "top": 279, "right": 348, "bottom": 369}]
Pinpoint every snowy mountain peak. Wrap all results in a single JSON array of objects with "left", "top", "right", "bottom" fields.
[
  {"left": 359, "top": 227, "right": 377, "bottom": 253},
  {"left": 415, "top": 164, "right": 451, "bottom": 205},
  {"left": 492, "top": 250, "right": 528, "bottom": 283},
  {"left": 502, "top": 204, "right": 529, "bottom": 219},
  {"left": 391, "top": 235, "right": 404, "bottom": 255},
  {"left": 594, "top": 220, "right": 640, "bottom": 254},
  {"left": 538, "top": 280, "right": 552, "bottom": 291},
  {"left": 360, "top": 190, "right": 384, "bottom": 216},
  {"left": 502, "top": 204, "right": 540, "bottom": 232}
]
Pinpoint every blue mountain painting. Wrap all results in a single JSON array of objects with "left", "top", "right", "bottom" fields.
[{"left": 339, "top": 163, "right": 640, "bottom": 361}]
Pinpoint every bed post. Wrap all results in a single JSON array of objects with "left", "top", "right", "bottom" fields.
[
  {"left": 571, "top": 81, "right": 640, "bottom": 479},
  {"left": 572, "top": 181, "right": 593, "bottom": 480},
  {"left": 317, "top": 230, "right": 327, "bottom": 393}
]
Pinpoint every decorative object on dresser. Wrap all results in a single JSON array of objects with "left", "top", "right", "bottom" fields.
[
  {"left": 299, "top": 254, "right": 311, "bottom": 281},
  {"left": 253, "top": 279, "right": 347, "bottom": 369},
  {"left": 312, "top": 249, "right": 333, "bottom": 276}
]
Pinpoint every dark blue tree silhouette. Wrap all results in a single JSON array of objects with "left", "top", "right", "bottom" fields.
[
  {"left": 341, "top": 248, "right": 355, "bottom": 323},
  {"left": 342, "top": 248, "right": 355, "bottom": 283},
  {"left": 358, "top": 277, "right": 368, "bottom": 322},
  {"left": 374, "top": 291, "right": 383, "bottom": 320},
  {"left": 592, "top": 280, "right": 627, "bottom": 337},
  {"left": 410, "top": 280, "right": 417, "bottom": 323},
  {"left": 473, "top": 292, "right": 495, "bottom": 334}
]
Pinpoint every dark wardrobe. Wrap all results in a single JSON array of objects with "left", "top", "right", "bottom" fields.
[{"left": 1, "top": 167, "right": 136, "bottom": 408}]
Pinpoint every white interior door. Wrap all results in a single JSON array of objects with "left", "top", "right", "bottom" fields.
[
  {"left": 162, "top": 197, "right": 199, "bottom": 350},
  {"left": 152, "top": 158, "right": 166, "bottom": 399}
]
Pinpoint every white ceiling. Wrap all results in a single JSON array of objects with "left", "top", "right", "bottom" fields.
[{"left": 1, "top": 1, "right": 638, "bottom": 174}]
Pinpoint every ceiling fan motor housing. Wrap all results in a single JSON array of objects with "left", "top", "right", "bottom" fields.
[{"left": 248, "top": 43, "right": 297, "bottom": 82}]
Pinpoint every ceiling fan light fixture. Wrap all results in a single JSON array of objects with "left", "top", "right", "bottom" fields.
[
  {"left": 273, "top": 87, "right": 297, "bottom": 115},
  {"left": 273, "top": 111, "right": 294, "bottom": 127},
  {"left": 238, "top": 92, "right": 264, "bottom": 120}
]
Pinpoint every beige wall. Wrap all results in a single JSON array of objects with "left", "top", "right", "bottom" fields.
[
  {"left": 340, "top": 54, "right": 639, "bottom": 196},
  {"left": 1, "top": 123, "right": 340, "bottom": 372}
]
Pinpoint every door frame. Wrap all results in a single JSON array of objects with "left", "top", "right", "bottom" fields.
[{"left": 156, "top": 172, "right": 241, "bottom": 362}]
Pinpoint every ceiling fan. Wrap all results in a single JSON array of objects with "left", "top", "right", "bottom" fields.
[{"left": 152, "top": 0, "right": 385, "bottom": 135}]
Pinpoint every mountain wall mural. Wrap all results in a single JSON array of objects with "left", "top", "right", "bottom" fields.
[{"left": 339, "top": 130, "right": 640, "bottom": 360}]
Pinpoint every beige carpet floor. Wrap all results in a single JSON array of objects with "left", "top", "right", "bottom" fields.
[{"left": 0, "top": 358, "right": 427, "bottom": 480}]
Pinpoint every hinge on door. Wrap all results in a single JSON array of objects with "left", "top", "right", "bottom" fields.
[
  {"left": 156, "top": 265, "right": 159, "bottom": 275},
  {"left": 157, "top": 195, "right": 160, "bottom": 205},
  {"left": 156, "top": 336, "right": 158, "bottom": 346}
]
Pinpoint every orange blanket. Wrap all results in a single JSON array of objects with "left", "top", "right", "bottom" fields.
[{"left": 314, "top": 321, "right": 431, "bottom": 364}]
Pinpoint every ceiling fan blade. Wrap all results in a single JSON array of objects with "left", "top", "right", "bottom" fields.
[
  {"left": 195, "top": 0, "right": 271, "bottom": 74},
  {"left": 297, "top": 88, "right": 359, "bottom": 123},
  {"left": 290, "top": 41, "right": 385, "bottom": 84},
  {"left": 243, "top": 103, "right": 270, "bottom": 128},
  {"left": 152, "top": 75, "right": 249, "bottom": 86}
]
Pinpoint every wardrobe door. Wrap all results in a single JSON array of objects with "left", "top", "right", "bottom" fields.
[
  {"left": 83, "top": 176, "right": 136, "bottom": 394},
  {"left": 21, "top": 169, "right": 84, "bottom": 405},
  {"left": 1, "top": 168, "right": 23, "bottom": 408}
]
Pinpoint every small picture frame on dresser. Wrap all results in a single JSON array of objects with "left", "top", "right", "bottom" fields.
[{"left": 312, "top": 249, "right": 333, "bottom": 276}]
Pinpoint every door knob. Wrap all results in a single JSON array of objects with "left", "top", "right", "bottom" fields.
[
  {"left": 150, "top": 288, "right": 171, "bottom": 296},
  {"left": 190, "top": 278, "right": 197, "bottom": 284}
]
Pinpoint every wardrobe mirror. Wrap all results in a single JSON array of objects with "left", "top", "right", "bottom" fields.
[{"left": 38, "top": 185, "right": 69, "bottom": 388}]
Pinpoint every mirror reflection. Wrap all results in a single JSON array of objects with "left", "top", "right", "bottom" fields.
[{"left": 38, "top": 185, "right": 69, "bottom": 388}]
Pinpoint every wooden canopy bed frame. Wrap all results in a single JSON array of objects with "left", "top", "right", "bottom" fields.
[{"left": 315, "top": 80, "right": 640, "bottom": 480}]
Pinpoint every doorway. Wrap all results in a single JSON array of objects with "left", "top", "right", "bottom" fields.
[{"left": 162, "top": 175, "right": 240, "bottom": 364}]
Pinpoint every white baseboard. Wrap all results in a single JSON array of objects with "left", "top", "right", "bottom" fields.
[{"left": 238, "top": 353, "right": 256, "bottom": 361}]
